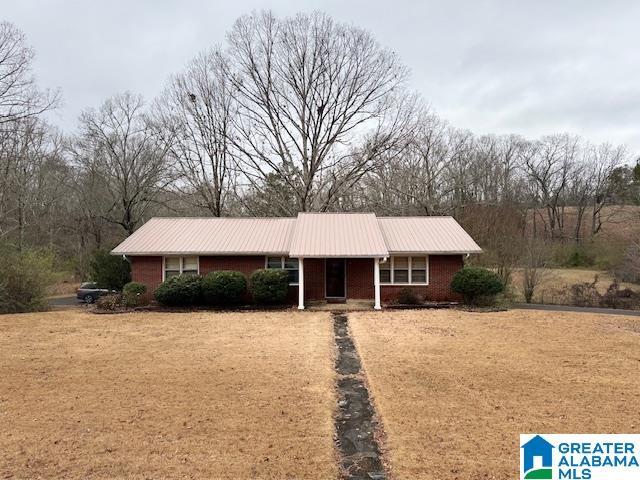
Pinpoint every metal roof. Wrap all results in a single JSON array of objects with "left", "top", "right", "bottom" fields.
[
  {"left": 111, "top": 217, "right": 296, "bottom": 255},
  {"left": 377, "top": 216, "right": 482, "bottom": 254},
  {"left": 289, "top": 213, "right": 389, "bottom": 258},
  {"left": 111, "top": 214, "right": 481, "bottom": 257}
]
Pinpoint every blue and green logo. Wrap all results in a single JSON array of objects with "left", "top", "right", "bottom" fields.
[{"left": 521, "top": 435, "right": 554, "bottom": 479}]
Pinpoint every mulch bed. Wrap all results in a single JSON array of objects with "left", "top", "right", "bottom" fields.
[
  {"left": 385, "top": 302, "right": 459, "bottom": 310},
  {"left": 91, "top": 303, "right": 294, "bottom": 315}
]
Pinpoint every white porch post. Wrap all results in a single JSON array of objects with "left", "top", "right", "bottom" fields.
[
  {"left": 374, "top": 257, "right": 382, "bottom": 310},
  {"left": 298, "top": 257, "right": 305, "bottom": 310}
]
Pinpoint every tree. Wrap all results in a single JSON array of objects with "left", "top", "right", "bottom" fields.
[
  {"left": 521, "top": 238, "right": 551, "bottom": 303},
  {"left": 72, "top": 93, "right": 173, "bottom": 235},
  {"left": 522, "top": 134, "right": 578, "bottom": 239},
  {"left": 152, "top": 50, "right": 235, "bottom": 216},
  {"left": 89, "top": 250, "right": 131, "bottom": 290},
  {"left": 227, "top": 11, "right": 415, "bottom": 213},
  {"left": 0, "top": 21, "right": 59, "bottom": 125}
]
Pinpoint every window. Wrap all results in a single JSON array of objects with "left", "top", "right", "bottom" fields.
[
  {"left": 164, "top": 256, "right": 199, "bottom": 280},
  {"left": 379, "top": 259, "right": 391, "bottom": 283},
  {"left": 266, "top": 256, "right": 299, "bottom": 284},
  {"left": 393, "top": 256, "right": 409, "bottom": 283},
  {"left": 380, "top": 256, "right": 429, "bottom": 285},
  {"left": 164, "top": 257, "right": 181, "bottom": 279},
  {"left": 411, "top": 257, "right": 427, "bottom": 283}
]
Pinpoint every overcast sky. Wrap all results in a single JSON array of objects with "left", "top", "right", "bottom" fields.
[{"left": 4, "top": 0, "right": 639, "bottom": 154}]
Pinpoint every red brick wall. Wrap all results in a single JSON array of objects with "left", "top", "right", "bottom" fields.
[
  {"left": 346, "top": 258, "right": 374, "bottom": 299},
  {"left": 129, "top": 254, "right": 464, "bottom": 304},
  {"left": 130, "top": 255, "right": 266, "bottom": 295},
  {"left": 302, "top": 258, "right": 325, "bottom": 301},
  {"left": 381, "top": 255, "right": 464, "bottom": 302},
  {"left": 199, "top": 256, "right": 265, "bottom": 277},
  {"left": 130, "top": 256, "right": 163, "bottom": 294}
]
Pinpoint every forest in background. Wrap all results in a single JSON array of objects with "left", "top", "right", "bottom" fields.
[{"left": 1, "top": 11, "right": 640, "bottom": 307}]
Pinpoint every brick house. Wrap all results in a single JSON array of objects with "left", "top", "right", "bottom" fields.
[{"left": 111, "top": 213, "right": 481, "bottom": 309}]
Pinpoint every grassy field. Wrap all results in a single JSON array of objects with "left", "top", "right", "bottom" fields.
[
  {"left": 350, "top": 309, "right": 640, "bottom": 480},
  {"left": 0, "top": 311, "right": 336, "bottom": 479},
  {"left": 510, "top": 267, "right": 640, "bottom": 303}
]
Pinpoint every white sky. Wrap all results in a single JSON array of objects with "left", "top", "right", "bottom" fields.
[{"left": 4, "top": 0, "right": 639, "bottom": 154}]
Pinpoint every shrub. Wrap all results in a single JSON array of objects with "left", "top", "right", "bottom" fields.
[
  {"left": 451, "top": 266, "right": 504, "bottom": 305},
  {"left": 96, "top": 293, "right": 124, "bottom": 311},
  {"left": 397, "top": 287, "right": 421, "bottom": 305},
  {"left": 0, "top": 247, "right": 55, "bottom": 314},
  {"left": 251, "top": 269, "right": 289, "bottom": 305},
  {"left": 122, "top": 282, "right": 147, "bottom": 307},
  {"left": 202, "top": 271, "right": 247, "bottom": 306},
  {"left": 562, "top": 246, "right": 595, "bottom": 268},
  {"left": 89, "top": 250, "right": 131, "bottom": 291},
  {"left": 599, "top": 281, "right": 640, "bottom": 310},
  {"left": 154, "top": 275, "right": 203, "bottom": 307},
  {"left": 568, "top": 276, "right": 600, "bottom": 307}
]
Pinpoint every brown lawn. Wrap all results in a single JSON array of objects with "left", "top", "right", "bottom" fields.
[
  {"left": 0, "top": 310, "right": 336, "bottom": 480},
  {"left": 350, "top": 309, "right": 640, "bottom": 480}
]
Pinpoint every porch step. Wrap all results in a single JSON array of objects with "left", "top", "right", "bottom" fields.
[{"left": 326, "top": 298, "right": 347, "bottom": 304}]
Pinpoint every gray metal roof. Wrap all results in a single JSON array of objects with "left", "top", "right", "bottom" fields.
[
  {"left": 289, "top": 213, "right": 389, "bottom": 258},
  {"left": 111, "top": 214, "right": 481, "bottom": 257},
  {"left": 111, "top": 217, "right": 296, "bottom": 255},
  {"left": 377, "top": 216, "right": 482, "bottom": 254}
]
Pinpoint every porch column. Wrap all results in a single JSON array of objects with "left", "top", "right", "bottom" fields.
[
  {"left": 374, "top": 257, "right": 382, "bottom": 310},
  {"left": 298, "top": 257, "right": 305, "bottom": 310}
]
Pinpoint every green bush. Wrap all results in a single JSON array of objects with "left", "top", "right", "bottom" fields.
[
  {"left": 202, "top": 271, "right": 247, "bottom": 306},
  {"left": 562, "top": 245, "right": 595, "bottom": 268},
  {"left": 451, "top": 266, "right": 504, "bottom": 305},
  {"left": 122, "top": 282, "right": 147, "bottom": 307},
  {"left": 251, "top": 269, "right": 289, "bottom": 305},
  {"left": 397, "top": 287, "right": 422, "bottom": 305},
  {"left": 154, "top": 275, "right": 203, "bottom": 307},
  {"left": 0, "top": 247, "right": 55, "bottom": 314},
  {"left": 89, "top": 250, "right": 131, "bottom": 290}
]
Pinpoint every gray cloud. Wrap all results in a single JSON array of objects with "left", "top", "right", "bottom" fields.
[{"left": 4, "top": 0, "right": 639, "bottom": 154}]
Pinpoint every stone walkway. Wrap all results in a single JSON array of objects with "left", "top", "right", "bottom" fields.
[{"left": 333, "top": 313, "right": 386, "bottom": 480}]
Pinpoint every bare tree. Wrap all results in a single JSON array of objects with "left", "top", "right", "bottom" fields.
[
  {"left": 226, "top": 11, "right": 414, "bottom": 213},
  {"left": 0, "top": 21, "right": 59, "bottom": 125},
  {"left": 588, "top": 143, "right": 626, "bottom": 235},
  {"left": 521, "top": 237, "right": 551, "bottom": 303},
  {"left": 72, "top": 93, "right": 173, "bottom": 235},
  {"left": 0, "top": 118, "right": 69, "bottom": 250},
  {"left": 152, "top": 49, "right": 236, "bottom": 216},
  {"left": 522, "top": 134, "right": 578, "bottom": 239}
]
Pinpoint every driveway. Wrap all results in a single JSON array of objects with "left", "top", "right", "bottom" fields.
[
  {"left": 47, "top": 295, "right": 80, "bottom": 307},
  {"left": 513, "top": 302, "right": 640, "bottom": 317}
]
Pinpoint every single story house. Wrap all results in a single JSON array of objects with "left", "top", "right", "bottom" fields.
[{"left": 111, "top": 213, "right": 481, "bottom": 309}]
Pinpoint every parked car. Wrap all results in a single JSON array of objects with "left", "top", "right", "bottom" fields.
[{"left": 76, "top": 282, "right": 116, "bottom": 303}]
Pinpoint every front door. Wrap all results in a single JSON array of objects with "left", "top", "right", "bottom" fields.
[{"left": 325, "top": 258, "right": 346, "bottom": 298}]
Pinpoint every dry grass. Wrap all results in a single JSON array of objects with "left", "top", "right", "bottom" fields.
[
  {"left": 0, "top": 310, "right": 336, "bottom": 479},
  {"left": 510, "top": 267, "right": 640, "bottom": 303},
  {"left": 350, "top": 309, "right": 640, "bottom": 480},
  {"left": 47, "top": 271, "right": 80, "bottom": 296}
]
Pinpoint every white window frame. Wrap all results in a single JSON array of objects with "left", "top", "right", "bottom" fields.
[
  {"left": 380, "top": 256, "right": 429, "bottom": 286},
  {"left": 162, "top": 256, "right": 200, "bottom": 281},
  {"left": 264, "top": 256, "right": 299, "bottom": 286}
]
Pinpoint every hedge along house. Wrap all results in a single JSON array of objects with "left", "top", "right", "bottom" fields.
[{"left": 111, "top": 213, "right": 482, "bottom": 309}]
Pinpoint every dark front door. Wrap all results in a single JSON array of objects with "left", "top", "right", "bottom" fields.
[{"left": 325, "top": 258, "right": 346, "bottom": 298}]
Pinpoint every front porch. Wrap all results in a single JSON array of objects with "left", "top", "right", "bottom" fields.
[
  {"left": 305, "top": 299, "right": 376, "bottom": 311},
  {"left": 295, "top": 257, "right": 383, "bottom": 310}
]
